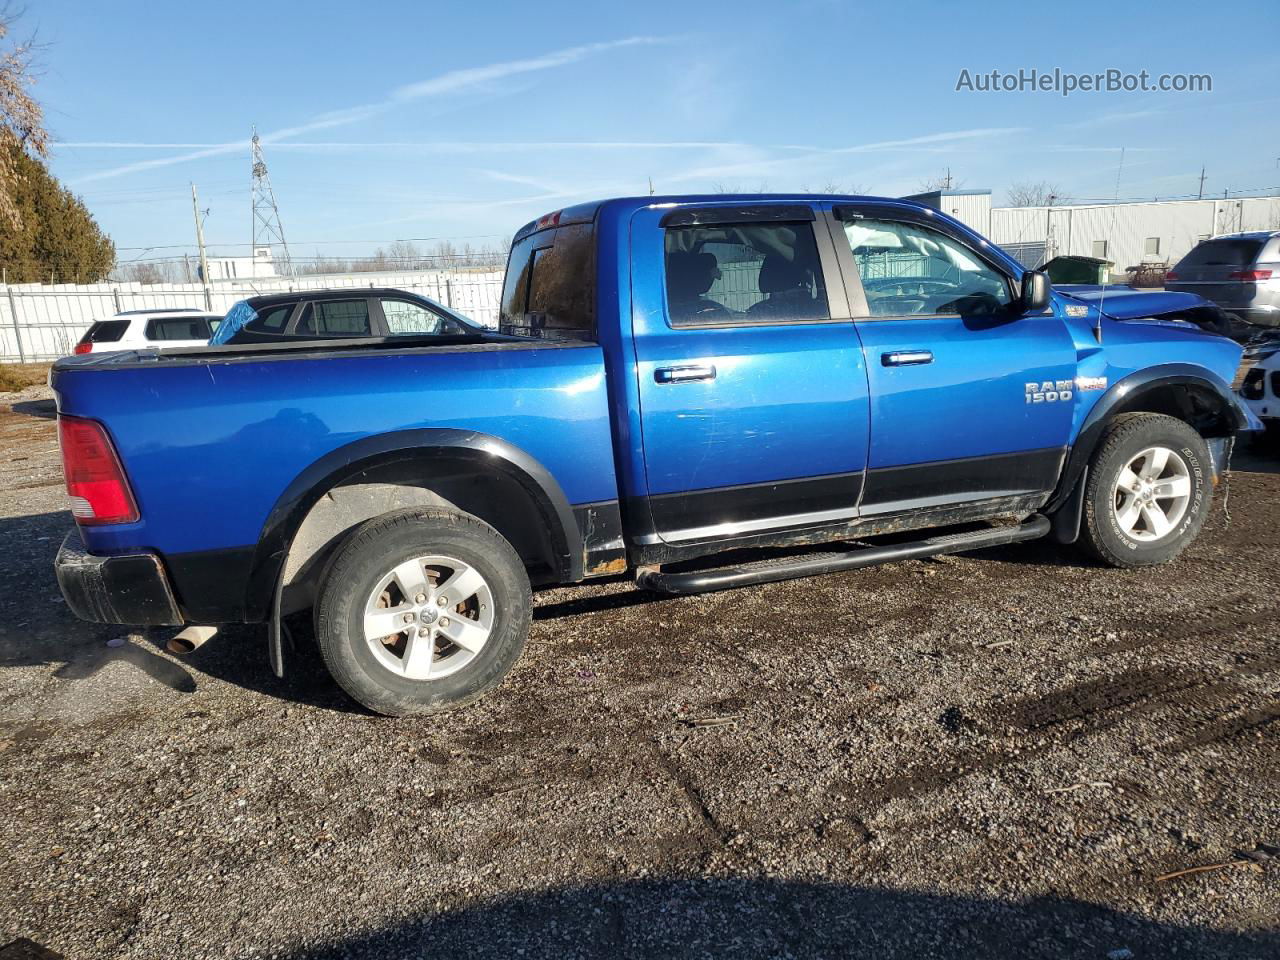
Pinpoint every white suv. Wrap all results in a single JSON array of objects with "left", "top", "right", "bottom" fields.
[
  {"left": 1239, "top": 353, "right": 1280, "bottom": 439},
  {"left": 73, "top": 309, "right": 222, "bottom": 355}
]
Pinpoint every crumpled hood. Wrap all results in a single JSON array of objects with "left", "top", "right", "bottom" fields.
[
  {"left": 1055, "top": 285, "right": 1211, "bottom": 320},
  {"left": 1054, "top": 284, "right": 1230, "bottom": 334}
]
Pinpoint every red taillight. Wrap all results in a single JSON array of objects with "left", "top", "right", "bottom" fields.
[
  {"left": 1164, "top": 271, "right": 1179, "bottom": 281},
  {"left": 74, "top": 342, "right": 92, "bottom": 355},
  {"left": 1229, "top": 269, "right": 1272, "bottom": 282},
  {"left": 58, "top": 416, "right": 139, "bottom": 525},
  {"left": 535, "top": 209, "right": 562, "bottom": 230}
]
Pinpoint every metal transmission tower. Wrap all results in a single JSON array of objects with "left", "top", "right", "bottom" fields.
[{"left": 250, "top": 128, "right": 293, "bottom": 276}]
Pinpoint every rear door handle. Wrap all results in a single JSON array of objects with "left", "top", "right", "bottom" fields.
[
  {"left": 655, "top": 364, "right": 717, "bottom": 384},
  {"left": 881, "top": 350, "right": 933, "bottom": 367}
]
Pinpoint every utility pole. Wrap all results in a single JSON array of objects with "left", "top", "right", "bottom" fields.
[
  {"left": 251, "top": 127, "right": 294, "bottom": 277},
  {"left": 942, "top": 167, "right": 953, "bottom": 190},
  {"left": 191, "top": 183, "right": 212, "bottom": 310},
  {"left": 1197, "top": 166, "right": 1206, "bottom": 200}
]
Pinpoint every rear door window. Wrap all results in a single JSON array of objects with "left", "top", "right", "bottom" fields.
[
  {"left": 79, "top": 319, "right": 129, "bottom": 344},
  {"left": 146, "top": 317, "right": 211, "bottom": 341},
  {"left": 663, "top": 222, "right": 830, "bottom": 326},
  {"left": 500, "top": 220, "right": 596, "bottom": 340},
  {"left": 296, "top": 299, "right": 371, "bottom": 337}
]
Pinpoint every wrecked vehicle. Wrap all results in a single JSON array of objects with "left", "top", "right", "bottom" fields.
[{"left": 51, "top": 195, "right": 1260, "bottom": 715}]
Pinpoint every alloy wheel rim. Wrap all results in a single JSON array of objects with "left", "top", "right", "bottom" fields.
[
  {"left": 363, "top": 554, "right": 494, "bottom": 680},
  {"left": 1111, "top": 445, "right": 1192, "bottom": 542}
]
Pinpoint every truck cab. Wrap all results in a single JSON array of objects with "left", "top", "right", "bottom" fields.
[{"left": 503, "top": 196, "right": 1246, "bottom": 564}]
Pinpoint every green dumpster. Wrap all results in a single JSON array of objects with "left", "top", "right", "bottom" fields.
[{"left": 1042, "top": 255, "right": 1113, "bottom": 285}]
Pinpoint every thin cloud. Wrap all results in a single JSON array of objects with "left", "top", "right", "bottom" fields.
[
  {"left": 70, "top": 36, "right": 670, "bottom": 184},
  {"left": 830, "top": 127, "right": 1026, "bottom": 154},
  {"left": 57, "top": 139, "right": 748, "bottom": 152},
  {"left": 668, "top": 127, "right": 1026, "bottom": 184},
  {"left": 1067, "top": 108, "right": 1167, "bottom": 129},
  {"left": 390, "top": 37, "right": 663, "bottom": 101}
]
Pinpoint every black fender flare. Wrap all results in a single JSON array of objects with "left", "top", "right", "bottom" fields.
[
  {"left": 245, "top": 428, "right": 583, "bottom": 625},
  {"left": 1047, "top": 363, "right": 1246, "bottom": 515}
]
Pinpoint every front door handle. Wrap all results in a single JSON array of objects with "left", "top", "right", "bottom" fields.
[
  {"left": 881, "top": 350, "right": 934, "bottom": 367},
  {"left": 655, "top": 364, "right": 717, "bottom": 384}
]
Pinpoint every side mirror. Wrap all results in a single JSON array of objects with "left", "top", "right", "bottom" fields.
[{"left": 1020, "top": 271, "right": 1051, "bottom": 313}]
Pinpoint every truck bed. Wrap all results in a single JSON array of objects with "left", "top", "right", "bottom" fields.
[{"left": 51, "top": 337, "right": 618, "bottom": 617}]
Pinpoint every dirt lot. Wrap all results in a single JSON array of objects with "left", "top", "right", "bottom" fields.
[{"left": 1, "top": 387, "right": 1277, "bottom": 960}]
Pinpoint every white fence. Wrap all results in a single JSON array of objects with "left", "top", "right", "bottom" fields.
[{"left": 0, "top": 268, "right": 506, "bottom": 362}]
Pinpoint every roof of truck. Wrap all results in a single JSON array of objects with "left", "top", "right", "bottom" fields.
[{"left": 513, "top": 193, "right": 937, "bottom": 239}]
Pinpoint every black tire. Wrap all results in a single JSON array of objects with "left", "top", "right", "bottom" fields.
[
  {"left": 314, "top": 507, "right": 531, "bottom": 716},
  {"left": 1079, "top": 413, "right": 1212, "bottom": 568}
]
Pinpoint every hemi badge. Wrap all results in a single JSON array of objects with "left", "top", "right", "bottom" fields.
[
  {"left": 1064, "top": 305, "right": 1089, "bottom": 318},
  {"left": 1075, "top": 376, "right": 1107, "bottom": 391}
]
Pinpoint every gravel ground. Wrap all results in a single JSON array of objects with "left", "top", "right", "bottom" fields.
[{"left": 1, "top": 387, "right": 1277, "bottom": 959}]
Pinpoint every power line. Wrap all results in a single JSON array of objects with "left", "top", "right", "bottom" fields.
[{"left": 113, "top": 233, "right": 505, "bottom": 251}]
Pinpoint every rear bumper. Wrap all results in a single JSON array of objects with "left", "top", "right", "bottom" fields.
[{"left": 55, "top": 529, "right": 184, "bottom": 625}]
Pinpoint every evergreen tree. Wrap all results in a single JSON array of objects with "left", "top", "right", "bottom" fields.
[{"left": 0, "top": 143, "right": 114, "bottom": 282}]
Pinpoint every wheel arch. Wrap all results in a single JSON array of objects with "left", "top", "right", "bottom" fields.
[
  {"left": 244, "top": 428, "right": 583, "bottom": 623},
  {"left": 1048, "top": 363, "right": 1245, "bottom": 515}
]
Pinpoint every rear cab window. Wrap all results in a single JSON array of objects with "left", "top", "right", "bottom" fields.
[
  {"left": 79, "top": 320, "right": 129, "bottom": 345},
  {"left": 500, "top": 203, "right": 599, "bottom": 341}
]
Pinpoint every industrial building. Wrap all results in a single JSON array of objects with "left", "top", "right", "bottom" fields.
[{"left": 907, "top": 188, "right": 1280, "bottom": 278}]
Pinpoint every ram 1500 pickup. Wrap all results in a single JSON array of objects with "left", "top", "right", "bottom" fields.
[{"left": 51, "top": 195, "right": 1260, "bottom": 715}]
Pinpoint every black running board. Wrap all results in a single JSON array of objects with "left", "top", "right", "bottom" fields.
[{"left": 635, "top": 515, "right": 1051, "bottom": 595}]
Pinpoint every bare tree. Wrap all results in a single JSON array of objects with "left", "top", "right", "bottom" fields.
[
  {"left": 0, "top": 9, "right": 46, "bottom": 231},
  {"left": 916, "top": 172, "right": 965, "bottom": 193},
  {"left": 711, "top": 180, "right": 771, "bottom": 195},
  {"left": 801, "top": 180, "right": 870, "bottom": 195},
  {"left": 111, "top": 260, "right": 192, "bottom": 284},
  {"left": 1006, "top": 181, "right": 1065, "bottom": 207}
]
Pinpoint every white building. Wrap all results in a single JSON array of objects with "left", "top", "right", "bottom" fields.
[
  {"left": 906, "top": 188, "right": 1280, "bottom": 276},
  {"left": 202, "top": 247, "right": 279, "bottom": 281}
]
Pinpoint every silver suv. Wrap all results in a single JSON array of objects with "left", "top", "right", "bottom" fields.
[{"left": 1167, "top": 231, "right": 1280, "bottom": 328}]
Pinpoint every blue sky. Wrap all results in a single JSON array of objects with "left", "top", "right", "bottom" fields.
[{"left": 34, "top": 0, "right": 1280, "bottom": 262}]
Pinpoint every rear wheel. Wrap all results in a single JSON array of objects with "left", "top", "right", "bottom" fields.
[
  {"left": 314, "top": 508, "right": 531, "bottom": 716},
  {"left": 1079, "top": 413, "right": 1212, "bottom": 568}
]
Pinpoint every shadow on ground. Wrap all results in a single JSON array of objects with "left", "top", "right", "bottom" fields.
[
  {"left": 289, "top": 877, "right": 1278, "bottom": 960},
  {"left": 9, "top": 399, "right": 55, "bottom": 420},
  {"left": 0, "top": 510, "right": 359, "bottom": 714}
]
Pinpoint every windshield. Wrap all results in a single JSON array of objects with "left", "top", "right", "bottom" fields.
[{"left": 208, "top": 301, "right": 256, "bottom": 345}]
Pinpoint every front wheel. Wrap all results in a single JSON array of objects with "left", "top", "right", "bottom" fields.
[
  {"left": 1079, "top": 413, "right": 1213, "bottom": 568},
  {"left": 314, "top": 507, "right": 531, "bottom": 716}
]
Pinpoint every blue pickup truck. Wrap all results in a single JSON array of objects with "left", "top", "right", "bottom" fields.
[{"left": 51, "top": 195, "right": 1258, "bottom": 715}]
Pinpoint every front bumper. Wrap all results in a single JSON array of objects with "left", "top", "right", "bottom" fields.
[
  {"left": 55, "top": 529, "right": 184, "bottom": 625},
  {"left": 1223, "top": 305, "right": 1280, "bottom": 328}
]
